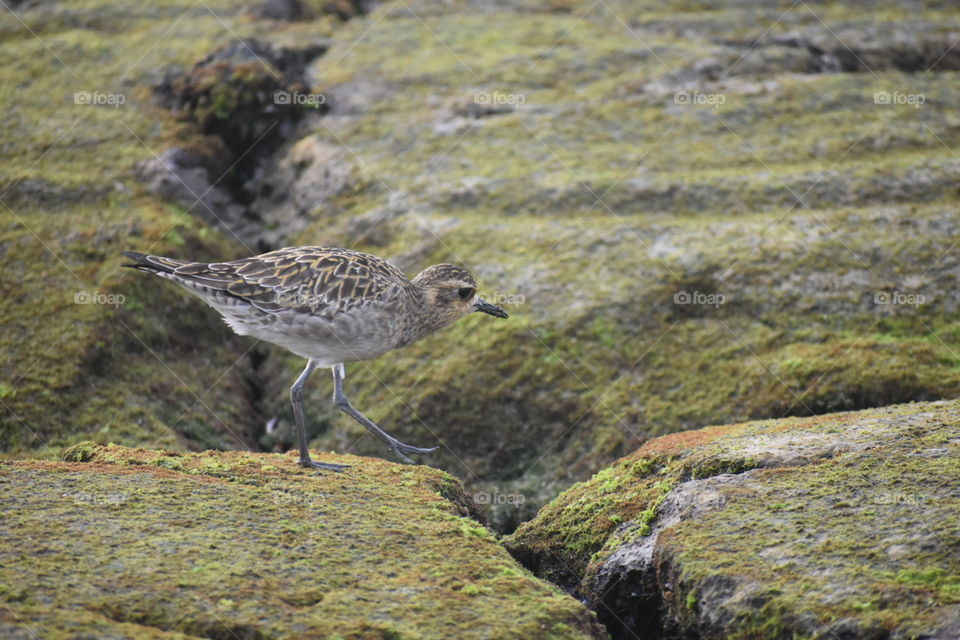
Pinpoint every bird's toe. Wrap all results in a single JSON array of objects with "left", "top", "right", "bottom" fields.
[
  {"left": 395, "top": 443, "right": 439, "bottom": 456},
  {"left": 299, "top": 458, "right": 350, "bottom": 472}
]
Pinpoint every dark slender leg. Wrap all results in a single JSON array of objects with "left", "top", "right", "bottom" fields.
[
  {"left": 331, "top": 363, "right": 438, "bottom": 464},
  {"left": 291, "top": 359, "right": 349, "bottom": 471}
]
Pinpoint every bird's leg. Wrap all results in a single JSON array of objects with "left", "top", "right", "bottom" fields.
[
  {"left": 331, "top": 363, "right": 438, "bottom": 464},
  {"left": 291, "top": 359, "right": 349, "bottom": 471}
]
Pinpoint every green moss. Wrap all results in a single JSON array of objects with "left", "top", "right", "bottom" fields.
[
  {"left": 267, "top": 0, "right": 960, "bottom": 533},
  {"left": 0, "top": 444, "right": 604, "bottom": 638},
  {"left": 60, "top": 441, "right": 97, "bottom": 463},
  {"left": 894, "top": 568, "right": 960, "bottom": 602},
  {"left": 461, "top": 520, "right": 492, "bottom": 539},
  {"left": 460, "top": 583, "right": 493, "bottom": 596},
  {"left": 0, "top": 0, "right": 293, "bottom": 457},
  {"left": 5, "top": 0, "right": 960, "bottom": 549},
  {"left": 508, "top": 398, "right": 960, "bottom": 637}
]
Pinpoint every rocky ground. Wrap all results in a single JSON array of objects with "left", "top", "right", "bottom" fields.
[
  {"left": 2, "top": 401, "right": 956, "bottom": 639},
  {"left": 506, "top": 399, "right": 960, "bottom": 640},
  {"left": 0, "top": 443, "right": 603, "bottom": 639},
  {"left": 5, "top": 0, "right": 958, "bottom": 533},
  {"left": 287, "top": 0, "right": 960, "bottom": 529},
  {"left": 2, "top": 0, "right": 959, "bottom": 636}
]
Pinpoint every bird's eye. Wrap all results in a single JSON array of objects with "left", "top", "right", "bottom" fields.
[{"left": 457, "top": 287, "right": 475, "bottom": 300}]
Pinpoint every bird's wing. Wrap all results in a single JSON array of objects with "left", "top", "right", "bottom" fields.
[{"left": 147, "top": 247, "right": 407, "bottom": 317}]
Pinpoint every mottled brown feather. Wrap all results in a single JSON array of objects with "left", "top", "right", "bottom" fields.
[{"left": 164, "top": 247, "right": 412, "bottom": 317}]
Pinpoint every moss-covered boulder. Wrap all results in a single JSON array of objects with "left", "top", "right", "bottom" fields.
[
  {"left": 505, "top": 399, "right": 960, "bottom": 639},
  {"left": 0, "top": 443, "right": 604, "bottom": 639}
]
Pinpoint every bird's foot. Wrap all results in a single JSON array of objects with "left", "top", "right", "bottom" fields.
[
  {"left": 299, "top": 457, "right": 350, "bottom": 472},
  {"left": 388, "top": 441, "right": 439, "bottom": 464}
]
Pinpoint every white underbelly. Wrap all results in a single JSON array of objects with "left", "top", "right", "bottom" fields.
[{"left": 219, "top": 304, "right": 397, "bottom": 365}]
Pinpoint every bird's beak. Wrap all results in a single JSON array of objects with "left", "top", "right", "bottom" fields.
[{"left": 473, "top": 297, "right": 509, "bottom": 319}]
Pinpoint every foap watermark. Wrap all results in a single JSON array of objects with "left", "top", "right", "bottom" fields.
[
  {"left": 474, "top": 91, "right": 526, "bottom": 108},
  {"left": 674, "top": 290, "right": 725, "bottom": 308},
  {"left": 695, "top": 491, "right": 726, "bottom": 509},
  {"left": 271, "top": 490, "right": 327, "bottom": 508},
  {"left": 873, "top": 91, "right": 925, "bottom": 109},
  {"left": 63, "top": 491, "right": 129, "bottom": 506},
  {"left": 874, "top": 290, "right": 925, "bottom": 307},
  {"left": 485, "top": 292, "right": 526, "bottom": 307},
  {"left": 274, "top": 90, "right": 326, "bottom": 108},
  {"left": 873, "top": 492, "right": 929, "bottom": 506},
  {"left": 74, "top": 291, "right": 125, "bottom": 307},
  {"left": 673, "top": 91, "right": 725, "bottom": 108},
  {"left": 274, "top": 291, "right": 323, "bottom": 307},
  {"left": 473, "top": 490, "right": 525, "bottom": 506},
  {"left": 74, "top": 91, "right": 125, "bottom": 108}
]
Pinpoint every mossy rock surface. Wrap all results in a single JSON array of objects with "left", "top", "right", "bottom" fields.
[
  {"left": 287, "top": 0, "right": 960, "bottom": 529},
  {"left": 0, "top": 443, "right": 604, "bottom": 639},
  {"left": 0, "top": 0, "right": 323, "bottom": 458},
  {"left": 504, "top": 399, "right": 960, "bottom": 640},
  {"left": 3, "top": 0, "right": 960, "bottom": 536}
]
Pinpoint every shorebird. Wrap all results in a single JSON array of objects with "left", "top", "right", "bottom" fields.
[{"left": 122, "top": 247, "right": 508, "bottom": 471}]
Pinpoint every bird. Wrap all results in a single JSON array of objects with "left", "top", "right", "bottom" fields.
[{"left": 121, "top": 246, "right": 508, "bottom": 471}]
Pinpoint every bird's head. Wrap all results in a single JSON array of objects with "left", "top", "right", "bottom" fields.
[{"left": 411, "top": 264, "right": 509, "bottom": 328}]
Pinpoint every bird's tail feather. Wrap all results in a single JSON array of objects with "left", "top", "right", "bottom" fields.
[{"left": 121, "top": 251, "right": 183, "bottom": 275}]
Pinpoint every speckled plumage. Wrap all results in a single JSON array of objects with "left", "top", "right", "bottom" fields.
[{"left": 122, "top": 246, "right": 508, "bottom": 469}]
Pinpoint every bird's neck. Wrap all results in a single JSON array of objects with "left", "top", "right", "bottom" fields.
[{"left": 393, "top": 286, "right": 450, "bottom": 348}]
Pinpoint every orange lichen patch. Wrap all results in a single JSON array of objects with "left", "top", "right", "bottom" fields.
[
  {"left": 636, "top": 423, "right": 748, "bottom": 457},
  {"left": 764, "top": 413, "right": 856, "bottom": 434}
]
